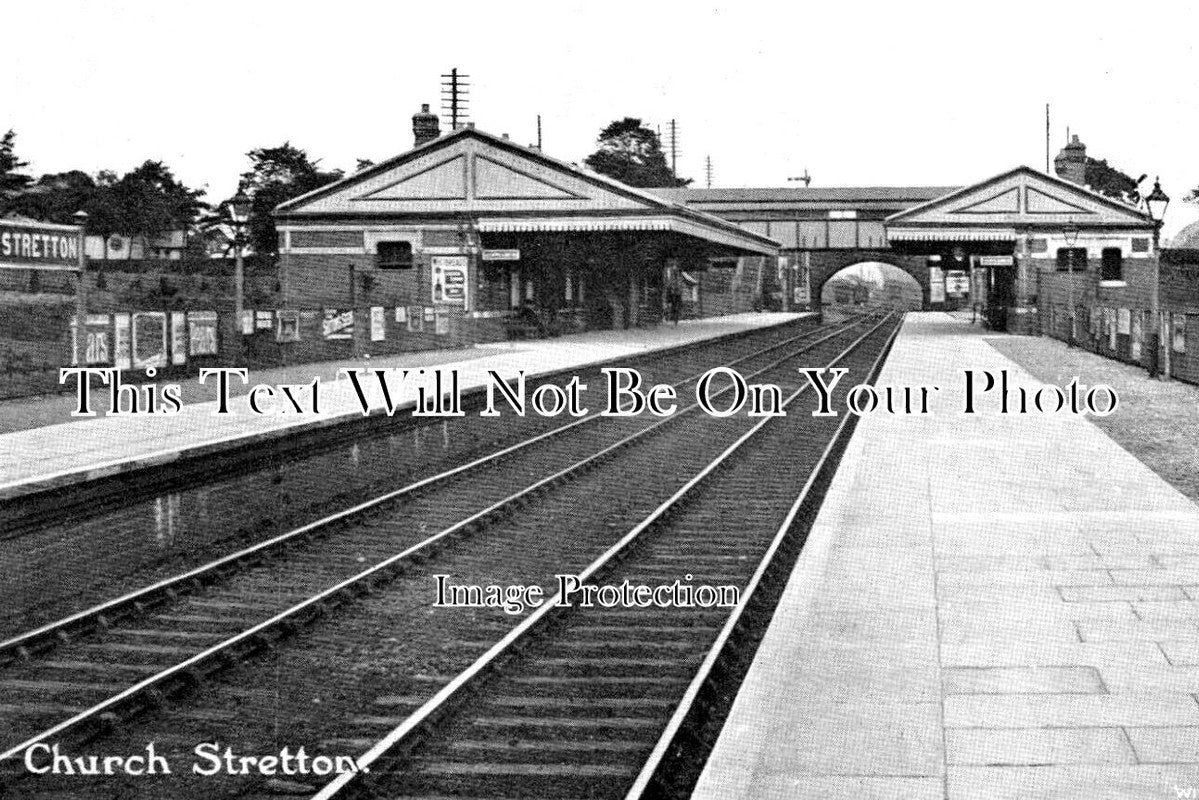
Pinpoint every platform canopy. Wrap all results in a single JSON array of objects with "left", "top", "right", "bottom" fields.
[
  {"left": 885, "top": 166, "right": 1154, "bottom": 243},
  {"left": 275, "top": 127, "right": 779, "bottom": 257}
]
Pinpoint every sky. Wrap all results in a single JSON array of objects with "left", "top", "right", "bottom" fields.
[{"left": 3, "top": 0, "right": 1197, "bottom": 238}]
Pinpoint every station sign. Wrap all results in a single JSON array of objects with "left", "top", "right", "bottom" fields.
[
  {"left": 0, "top": 221, "right": 81, "bottom": 269},
  {"left": 979, "top": 255, "right": 1014, "bottom": 267},
  {"left": 481, "top": 249, "right": 520, "bottom": 261}
]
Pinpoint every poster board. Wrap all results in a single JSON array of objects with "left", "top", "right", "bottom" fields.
[
  {"left": 431, "top": 255, "right": 469, "bottom": 308},
  {"left": 132, "top": 312, "right": 168, "bottom": 369},
  {"left": 170, "top": 311, "right": 187, "bottom": 365},
  {"left": 188, "top": 311, "right": 219, "bottom": 356},
  {"left": 322, "top": 309, "right": 354, "bottom": 340},
  {"left": 370, "top": 306, "right": 385, "bottom": 341}
]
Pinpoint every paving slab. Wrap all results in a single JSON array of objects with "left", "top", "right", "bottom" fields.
[
  {"left": 693, "top": 312, "right": 1199, "bottom": 799},
  {"left": 0, "top": 312, "right": 802, "bottom": 500}
]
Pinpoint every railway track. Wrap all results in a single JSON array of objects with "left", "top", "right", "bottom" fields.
[
  {"left": 309, "top": 313, "right": 901, "bottom": 800},
  {"left": 0, "top": 312, "right": 887, "bottom": 795},
  {"left": 0, "top": 313, "right": 842, "bottom": 638}
]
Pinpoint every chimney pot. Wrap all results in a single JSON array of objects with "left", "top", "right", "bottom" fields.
[
  {"left": 1054, "top": 134, "right": 1087, "bottom": 185},
  {"left": 412, "top": 103, "right": 440, "bottom": 148}
]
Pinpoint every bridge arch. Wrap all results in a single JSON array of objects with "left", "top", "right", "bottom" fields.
[
  {"left": 821, "top": 261, "right": 924, "bottom": 311},
  {"left": 801, "top": 249, "right": 931, "bottom": 310}
]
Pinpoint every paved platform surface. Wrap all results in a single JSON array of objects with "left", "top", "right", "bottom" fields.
[
  {"left": 0, "top": 313, "right": 801, "bottom": 500},
  {"left": 696, "top": 312, "right": 1199, "bottom": 800}
]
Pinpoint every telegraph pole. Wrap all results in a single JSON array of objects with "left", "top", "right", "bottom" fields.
[
  {"left": 787, "top": 170, "right": 812, "bottom": 187},
  {"left": 440, "top": 68, "right": 471, "bottom": 130},
  {"left": 1045, "top": 103, "right": 1051, "bottom": 173},
  {"left": 536, "top": 114, "right": 542, "bottom": 149},
  {"left": 705, "top": 156, "right": 713, "bottom": 189},
  {"left": 667, "top": 119, "right": 679, "bottom": 179}
]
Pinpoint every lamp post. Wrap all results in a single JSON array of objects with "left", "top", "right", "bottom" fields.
[
  {"left": 73, "top": 210, "right": 89, "bottom": 365},
  {"left": 1144, "top": 178, "right": 1169, "bottom": 379},
  {"left": 228, "top": 190, "right": 252, "bottom": 340},
  {"left": 1063, "top": 223, "right": 1079, "bottom": 347}
]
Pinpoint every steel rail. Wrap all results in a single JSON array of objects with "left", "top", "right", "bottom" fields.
[
  {"left": 308, "top": 312, "right": 897, "bottom": 800},
  {"left": 622, "top": 314, "right": 903, "bottom": 799},
  {"left": 0, "top": 313, "right": 868, "bottom": 666},
  {"left": 0, "top": 315, "right": 874, "bottom": 767}
]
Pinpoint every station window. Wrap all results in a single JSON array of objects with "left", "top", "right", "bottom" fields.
[
  {"left": 1131, "top": 237, "right": 1150, "bottom": 254},
  {"left": 376, "top": 241, "right": 414, "bottom": 269},
  {"left": 1028, "top": 238, "right": 1048, "bottom": 254},
  {"left": 1101, "top": 248, "right": 1123, "bottom": 281},
  {"left": 1056, "top": 248, "right": 1087, "bottom": 272}
]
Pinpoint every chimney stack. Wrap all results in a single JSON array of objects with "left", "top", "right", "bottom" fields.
[
  {"left": 1053, "top": 134, "right": 1087, "bottom": 185},
  {"left": 412, "top": 103, "right": 440, "bottom": 147}
]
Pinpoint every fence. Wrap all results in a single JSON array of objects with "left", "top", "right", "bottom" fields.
[{"left": 1039, "top": 301, "right": 1199, "bottom": 385}]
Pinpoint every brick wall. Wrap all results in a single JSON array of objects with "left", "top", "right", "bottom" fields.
[{"left": 1036, "top": 252, "right": 1199, "bottom": 384}]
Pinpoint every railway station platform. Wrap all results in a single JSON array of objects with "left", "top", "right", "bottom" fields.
[
  {"left": 696, "top": 313, "right": 1199, "bottom": 800},
  {"left": 0, "top": 312, "right": 802, "bottom": 501}
]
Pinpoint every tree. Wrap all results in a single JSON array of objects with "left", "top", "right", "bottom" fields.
[
  {"left": 583, "top": 118, "right": 690, "bottom": 188},
  {"left": 7, "top": 170, "right": 97, "bottom": 223},
  {"left": 227, "top": 143, "right": 343, "bottom": 258},
  {"left": 0, "top": 129, "right": 33, "bottom": 206},
  {"left": 112, "top": 160, "right": 207, "bottom": 239},
  {"left": 1084, "top": 157, "right": 1142, "bottom": 203}
]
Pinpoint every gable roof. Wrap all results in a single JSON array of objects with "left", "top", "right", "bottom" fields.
[
  {"left": 274, "top": 127, "right": 778, "bottom": 255},
  {"left": 886, "top": 166, "right": 1152, "bottom": 229}
]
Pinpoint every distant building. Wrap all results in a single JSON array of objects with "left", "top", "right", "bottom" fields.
[{"left": 85, "top": 231, "right": 185, "bottom": 260}]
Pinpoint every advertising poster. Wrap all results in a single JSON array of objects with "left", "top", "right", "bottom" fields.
[
  {"left": 945, "top": 270, "right": 969, "bottom": 295},
  {"left": 394, "top": 306, "right": 407, "bottom": 324},
  {"left": 322, "top": 309, "right": 355, "bottom": 340},
  {"left": 794, "top": 266, "right": 811, "bottom": 306},
  {"left": 1117, "top": 308, "right": 1131, "bottom": 336},
  {"left": 85, "top": 314, "right": 111, "bottom": 365},
  {"left": 112, "top": 312, "right": 132, "bottom": 370},
  {"left": 1131, "top": 313, "right": 1143, "bottom": 360},
  {"left": 276, "top": 310, "right": 300, "bottom": 343},
  {"left": 434, "top": 307, "right": 450, "bottom": 336},
  {"left": 1174, "top": 313, "right": 1187, "bottom": 353},
  {"left": 928, "top": 266, "right": 945, "bottom": 303},
  {"left": 132, "top": 312, "right": 168, "bottom": 369},
  {"left": 431, "top": 255, "right": 469, "bottom": 308},
  {"left": 240, "top": 310, "right": 254, "bottom": 335},
  {"left": 407, "top": 306, "right": 424, "bottom": 332},
  {"left": 255, "top": 311, "right": 274, "bottom": 331},
  {"left": 170, "top": 312, "right": 187, "bottom": 365},
  {"left": 370, "top": 306, "right": 385, "bottom": 341},
  {"left": 188, "top": 311, "right": 218, "bottom": 356}
]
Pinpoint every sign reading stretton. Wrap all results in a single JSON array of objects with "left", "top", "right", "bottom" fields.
[{"left": 0, "top": 220, "right": 81, "bottom": 269}]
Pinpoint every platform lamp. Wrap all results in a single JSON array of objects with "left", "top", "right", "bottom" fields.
[
  {"left": 73, "top": 210, "right": 89, "bottom": 364},
  {"left": 1144, "top": 177, "right": 1170, "bottom": 379},
  {"left": 228, "top": 190, "right": 252, "bottom": 338},
  {"left": 1062, "top": 223, "right": 1080, "bottom": 347}
]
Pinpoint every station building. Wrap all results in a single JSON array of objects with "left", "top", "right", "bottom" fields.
[
  {"left": 272, "top": 114, "right": 1193, "bottom": 378},
  {"left": 656, "top": 140, "right": 1161, "bottom": 336},
  {"left": 273, "top": 111, "right": 778, "bottom": 342}
]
